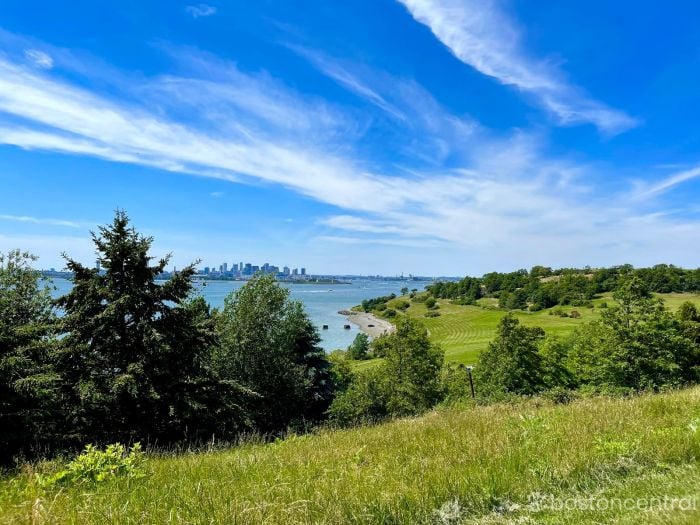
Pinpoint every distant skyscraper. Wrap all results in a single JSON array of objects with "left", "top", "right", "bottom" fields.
[
  {"left": 232, "top": 263, "right": 238, "bottom": 274},
  {"left": 223, "top": 262, "right": 228, "bottom": 273},
  {"left": 292, "top": 268, "right": 298, "bottom": 275},
  {"left": 283, "top": 266, "right": 290, "bottom": 275},
  {"left": 301, "top": 268, "right": 306, "bottom": 275},
  {"left": 204, "top": 266, "right": 210, "bottom": 274}
]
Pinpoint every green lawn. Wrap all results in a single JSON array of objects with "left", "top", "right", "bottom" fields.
[
  {"left": 3, "top": 387, "right": 699, "bottom": 524},
  {"left": 382, "top": 293, "right": 700, "bottom": 365}
]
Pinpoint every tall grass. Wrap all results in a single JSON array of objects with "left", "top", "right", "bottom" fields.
[{"left": 2, "top": 387, "right": 699, "bottom": 524}]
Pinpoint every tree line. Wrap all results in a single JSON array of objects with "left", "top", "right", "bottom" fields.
[
  {"left": 427, "top": 264, "right": 700, "bottom": 310},
  {"left": 3, "top": 212, "right": 700, "bottom": 464},
  {"left": 474, "top": 278, "right": 700, "bottom": 400},
  {"left": 1, "top": 212, "right": 337, "bottom": 464}
]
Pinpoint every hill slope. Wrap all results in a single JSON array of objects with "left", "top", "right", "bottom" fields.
[
  {"left": 3, "top": 387, "right": 699, "bottom": 524},
  {"left": 383, "top": 293, "right": 700, "bottom": 364}
]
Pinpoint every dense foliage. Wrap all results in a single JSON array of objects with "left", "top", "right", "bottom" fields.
[
  {"left": 329, "top": 318, "right": 444, "bottom": 425},
  {"left": 3, "top": 212, "right": 700, "bottom": 467},
  {"left": 217, "top": 274, "right": 334, "bottom": 433},
  {"left": 428, "top": 264, "right": 700, "bottom": 310},
  {"left": 0, "top": 213, "right": 334, "bottom": 464},
  {"left": 474, "top": 277, "right": 700, "bottom": 399},
  {"left": 0, "top": 250, "right": 58, "bottom": 464},
  {"left": 54, "top": 212, "right": 238, "bottom": 446}
]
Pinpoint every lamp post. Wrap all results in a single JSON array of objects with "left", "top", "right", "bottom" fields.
[{"left": 466, "top": 366, "right": 475, "bottom": 399}]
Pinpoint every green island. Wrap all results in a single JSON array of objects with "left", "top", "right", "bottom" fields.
[{"left": 2, "top": 213, "right": 700, "bottom": 524}]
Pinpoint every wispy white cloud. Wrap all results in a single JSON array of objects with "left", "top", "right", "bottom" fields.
[
  {"left": 397, "top": 0, "right": 638, "bottom": 134},
  {"left": 0, "top": 214, "right": 85, "bottom": 228},
  {"left": 0, "top": 41, "right": 694, "bottom": 273},
  {"left": 630, "top": 165, "right": 700, "bottom": 201},
  {"left": 24, "top": 49, "right": 53, "bottom": 69},
  {"left": 186, "top": 4, "right": 217, "bottom": 19},
  {"left": 291, "top": 45, "right": 408, "bottom": 122}
]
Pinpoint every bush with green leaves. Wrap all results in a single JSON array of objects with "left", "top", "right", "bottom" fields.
[
  {"left": 424, "top": 311, "right": 440, "bottom": 318},
  {"left": 40, "top": 443, "right": 145, "bottom": 487},
  {"left": 329, "top": 318, "right": 444, "bottom": 424},
  {"left": 382, "top": 308, "right": 397, "bottom": 318}
]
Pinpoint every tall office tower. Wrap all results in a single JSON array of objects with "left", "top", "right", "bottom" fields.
[
  {"left": 301, "top": 268, "right": 306, "bottom": 275},
  {"left": 232, "top": 263, "right": 238, "bottom": 274},
  {"left": 223, "top": 262, "right": 228, "bottom": 273},
  {"left": 283, "top": 266, "right": 290, "bottom": 275},
  {"left": 292, "top": 268, "right": 298, "bottom": 275}
]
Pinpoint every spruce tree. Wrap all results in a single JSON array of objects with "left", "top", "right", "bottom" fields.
[
  {"left": 0, "top": 250, "right": 58, "bottom": 463},
  {"left": 55, "top": 211, "right": 243, "bottom": 445}
]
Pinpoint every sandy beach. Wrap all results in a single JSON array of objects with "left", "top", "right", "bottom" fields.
[{"left": 340, "top": 310, "right": 395, "bottom": 338}]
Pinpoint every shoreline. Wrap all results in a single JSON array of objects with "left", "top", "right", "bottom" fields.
[{"left": 340, "top": 310, "right": 395, "bottom": 338}]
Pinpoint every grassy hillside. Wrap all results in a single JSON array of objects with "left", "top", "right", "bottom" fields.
[
  {"left": 3, "top": 387, "right": 699, "bottom": 524},
  {"left": 381, "top": 293, "right": 700, "bottom": 365}
]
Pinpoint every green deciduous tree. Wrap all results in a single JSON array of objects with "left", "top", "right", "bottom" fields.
[
  {"left": 382, "top": 317, "right": 444, "bottom": 416},
  {"left": 217, "top": 274, "right": 334, "bottom": 433},
  {"left": 474, "top": 314, "right": 545, "bottom": 399},
  {"left": 567, "top": 277, "right": 699, "bottom": 391},
  {"left": 347, "top": 332, "right": 370, "bottom": 360}
]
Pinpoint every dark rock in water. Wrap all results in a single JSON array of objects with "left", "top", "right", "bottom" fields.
[
  {"left": 322, "top": 324, "right": 329, "bottom": 330},
  {"left": 343, "top": 324, "right": 351, "bottom": 329}
]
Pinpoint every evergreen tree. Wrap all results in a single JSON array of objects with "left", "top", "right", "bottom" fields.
[
  {"left": 55, "top": 211, "right": 240, "bottom": 445},
  {"left": 0, "top": 250, "right": 58, "bottom": 463},
  {"left": 217, "top": 274, "right": 333, "bottom": 433}
]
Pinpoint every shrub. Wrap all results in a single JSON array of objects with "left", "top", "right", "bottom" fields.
[
  {"left": 39, "top": 443, "right": 146, "bottom": 487},
  {"left": 424, "top": 311, "right": 441, "bottom": 318},
  {"left": 383, "top": 308, "right": 397, "bottom": 318},
  {"left": 395, "top": 300, "right": 410, "bottom": 311},
  {"left": 441, "top": 363, "right": 475, "bottom": 403}
]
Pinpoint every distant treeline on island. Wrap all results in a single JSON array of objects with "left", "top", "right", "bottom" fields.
[{"left": 425, "top": 263, "right": 700, "bottom": 310}]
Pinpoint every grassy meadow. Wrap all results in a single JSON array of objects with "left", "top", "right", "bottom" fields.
[
  {"left": 2, "top": 387, "right": 699, "bottom": 524},
  {"left": 378, "top": 292, "right": 700, "bottom": 365}
]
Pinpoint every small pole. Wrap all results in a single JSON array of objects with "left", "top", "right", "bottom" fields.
[{"left": 466, "top": 366, "right": 475, "bottom": 399}]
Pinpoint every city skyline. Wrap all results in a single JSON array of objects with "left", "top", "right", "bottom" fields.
[{"left": 202, "top": 261, "right": 307, "bottom": 278}]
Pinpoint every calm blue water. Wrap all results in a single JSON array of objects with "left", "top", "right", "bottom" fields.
[{"left": 49, "top": 278, "right": 421, "bottom": 350}]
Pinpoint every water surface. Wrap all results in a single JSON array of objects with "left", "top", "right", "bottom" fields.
[{"left": 50, "top": 278, "right": 418, "bottom": 350}]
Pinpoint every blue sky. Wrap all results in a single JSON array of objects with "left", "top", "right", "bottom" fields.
[{"left": 1, "top": 0, "right": 700, "bottom": 276}]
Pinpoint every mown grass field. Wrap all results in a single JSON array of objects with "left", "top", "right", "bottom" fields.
[
  {"left": 2, "top": 387, "right": 699, "bottom": 524},
  {"left": 381, "top": 293, "right": 700, "bottom": 365}
]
